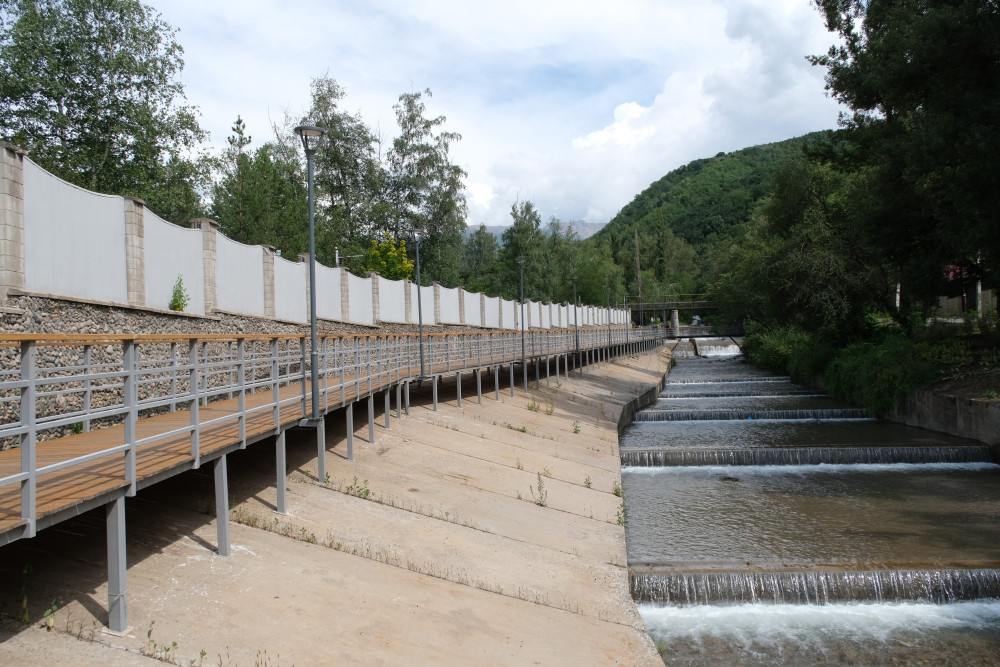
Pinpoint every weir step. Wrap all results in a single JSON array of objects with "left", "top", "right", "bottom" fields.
[
  {"left": 630, "top": 569, "right": 1000, "bottom": 606},
  {"left": 634, "top": 408, "right": 872, "bottom": 422},
  {"left": 621, "top": 445, "right": 996, "bottom": 467}
]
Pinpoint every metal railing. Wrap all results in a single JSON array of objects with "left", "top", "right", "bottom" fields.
[{"left": 0, "top": 327, "right": 666, "bottom": 537}]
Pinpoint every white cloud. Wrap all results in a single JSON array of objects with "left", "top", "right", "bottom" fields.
[{"left": 150, "top": 0, "right": 845, "bottom": 228}]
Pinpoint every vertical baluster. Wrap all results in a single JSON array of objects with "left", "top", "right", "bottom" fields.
[
  {"left": 237, "top": 338, "right": 246, "bottom": 448},
  {"left": 83, "top": 344, "right": 93, "bottom": 432},
  {"left": 122, "top": 340, "right": 137, "bottom": 496},
  {"left": 189, "top": 339, "right": 201, "bottom": 467}
]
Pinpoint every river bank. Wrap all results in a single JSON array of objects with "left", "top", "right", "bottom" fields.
[{"left": 0, "top": 348, "right": 670, "bottom": 665}]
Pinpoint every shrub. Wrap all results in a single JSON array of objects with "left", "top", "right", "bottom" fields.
[
  {"left": 169, "top": 275, "right": 190, "bottom": 312},
  {"left": 824, "top": 336, "right": 935, "bottom": 414}
]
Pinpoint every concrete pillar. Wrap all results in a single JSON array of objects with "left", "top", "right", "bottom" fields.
[
  {"left": 369, "top": 272, "right": 380, "bottom": 323},
  {"left": 481, "top": 293, "right": 487, "bottom": 329},
  {"left": 262, "top": 245, "right": 277, "bottom": 318},
  {"left": 190, "top": 218, "right": 219, "bottom": 313},
  {"left": 458, "top": 287, "right": 466, "bottom": 325},
  {"left": 123, "top": 197, "right": 145, "bottom": 307},
  {"left": 405, "top": 280, "right": 413, "bottom": 323},
  {"left": 297, "top": 252, "right": 311, "bottom": 318},
  {"left": 0, "top": 142, "right": 26, "bottom": 301},
  {"left": 433, "top": 282, "right": 441, "bottom": 325},
  {"left": 671, "top": 309, "right": 680, "bottom": 336},
  {"left": 340, "top": 267, "right": 351, "bottom": 322}
]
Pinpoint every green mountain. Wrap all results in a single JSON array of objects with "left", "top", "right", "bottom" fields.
[{"left": 595, "top": 132, "right": 829, "bottom": 254}]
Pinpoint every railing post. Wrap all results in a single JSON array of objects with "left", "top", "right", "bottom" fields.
[
  {"left": 270, "top": 338, "right": 280, "bottom": 429},
  {"left": 189, "top": 339, "right": 201, "bottom": 467},
  {"left": 19, "top": 340, "right": 37, "bottom": 537},
  {"left": 237, "top": 338, "right": 246, "bottom": 448},
  {"left": 83, "top": 344, "right": 93, "bottom": 431},
  {"left": 299, "top": 337, "right": 308, "bottom": 418},
  {"left": 167, "top": 343, "right": 177, "bottom": 414},
  {"left": 122, "top": 340, "right": 137, "bottom": 496}
]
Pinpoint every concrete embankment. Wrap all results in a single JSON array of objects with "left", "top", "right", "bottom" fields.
[
  {"left": 0, "top": 348, "right": 671, "bottom": 666},
  {"left": 886, "top": 389, "right": 1000, "bottom": 455}
]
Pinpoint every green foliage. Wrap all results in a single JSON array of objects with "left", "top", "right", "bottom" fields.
[
  {"left": 363, "top": 232, "right": 414, "bottom": 281},
  {"left": 169, "top": 275, "right": 189, "bottom": 312},
  {"left": 810, "top": 0, "right": 1000, "bottom": 306},
  {"left": 0, "top": 0, "right": 208, "bottom": 222},
  {"left": 345, "top": 476, "right": 371, "bottom": 499},
  {"left": 824, "top": 337, "right": 936, "bottom": 414}
]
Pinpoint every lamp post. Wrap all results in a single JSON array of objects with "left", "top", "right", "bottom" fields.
[
  {"left": 572, "top": 277, "right": 580, "bottom": 373},
  {"left": 294, "top": 123, "right": 326, "bottom": 420},
  {"left": 518, "top": 258, "right": 526, "bottom": 392},
  {"left": 413, "top": 228, "right": 426, "bottom": 379}
]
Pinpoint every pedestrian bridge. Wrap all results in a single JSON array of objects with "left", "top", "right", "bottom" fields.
[{"left": 0, "top": 326, "right": 666, "bottom": 633}]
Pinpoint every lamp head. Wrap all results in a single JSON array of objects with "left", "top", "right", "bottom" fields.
[{"left": 294, "top": 124, "right": 327, "bottom": 154}]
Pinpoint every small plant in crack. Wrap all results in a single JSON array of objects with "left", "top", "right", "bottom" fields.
[
  {"left": 345, "top": 476, "right": 371, "bottom": 499},
  {"left": 530, "top": 472, "right": 548, "bottom": 507}
]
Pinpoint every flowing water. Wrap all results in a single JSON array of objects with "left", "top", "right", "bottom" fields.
[{"left": 622, "top": 340, "right": 1000, "bottom": 665}]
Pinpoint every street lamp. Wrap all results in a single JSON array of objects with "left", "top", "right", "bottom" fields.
[
  {"left": 412, "top": 228, "right": 426, "bottom": 379},
  {"left": 294, "top": 123, "right": 326, "bottom": 420},
  {"left": 518, "top": 258, "right": 526, "bottom": 392}
]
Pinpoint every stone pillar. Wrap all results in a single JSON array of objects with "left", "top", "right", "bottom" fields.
[
  {"left": 123, "top": 197, "right": 146, "bottom": 307},
  {"left": 0, "top": 142, "right": 26, "bottom": 301},
  {"left": 369, "top": 271, "right": 380, "bottom": 323},
  {"left": 339, "top": 267, "right": 350, "bottom": 322},
  {"left": 671, "top": 309, "right": 680, "bottom": 334},
  {"left": 297, "top": 252, "right": 311, "bottom": 321},
  {"left": 458, "top": 287, "right": 466, "bottom": 325},
  {"left": 404, "top": 280, "right": 413, "bottom": 323},
  {"left": 480, "top": 293, "right": 487, "bottom": 329},
  {"left": 433, "top": 282, "right": 441, "bottom": 325},
  {"left": 262, "top": 245, "right": 276, "bottom": 318},
  {"left": 190, "top": 218, "right": 219, "bottom": 313}
]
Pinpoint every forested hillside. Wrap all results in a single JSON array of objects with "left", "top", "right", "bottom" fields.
[{"left": 585, "top": 133, "right": 826, "bottom": 299}]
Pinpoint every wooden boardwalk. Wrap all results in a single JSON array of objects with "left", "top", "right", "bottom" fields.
[{"left": 0, "top": 352, "right": 528, "bottom": 539}]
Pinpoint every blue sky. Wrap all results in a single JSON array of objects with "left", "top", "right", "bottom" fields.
[{"left": 153, "top": 0, "right": 846, "bottom": 227}]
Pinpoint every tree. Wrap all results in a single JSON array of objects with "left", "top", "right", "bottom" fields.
[
  {"left": 385, "top": 89, "right": 467, "bottom": 286},
  {"left": 0, "top": 0, "right": 207, "bottom": 220},
  {"left": 363, "top": 232, "right": 413, "bottom": 281},
  {"left": 810, "top": 0, "right": 1000, "bottom": 306},
  {"left": 499, "top": 200, "right": 545, "bottom": 300},
  {"left": 211, "top": 118, "right": 307, "bottom": 259},
  {"left": 462, "top": 225, "right": 500, "bottom": 294}
]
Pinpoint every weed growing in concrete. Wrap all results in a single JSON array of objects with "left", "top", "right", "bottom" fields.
[
  {"left": 612, "top": 481, "right": 622, "bottom": 497},
  {"left": 515, "top": 457, "right": 523, "bottom": 470},
  {"left": 42, "top": 599, "right": 57, "bottom": 631},
  {"left": 983, "top": 389, "right": 998, "bottom": 399},
  {"left": 530, "top": 472, "right": 548, "bottom": 507},
  {"left": 545, "top": 400, "right": 554, "bottom": 415},
  {"left": 527, "top": 400, "right": 539, "bottom": 412},
  {"left": 616, "top": 501, "right": 628, "bottom": 527},
  {"left": 503, "top": 422, "right": 527, "bottom": 433},
  {"left": 572, "top": 420, "right": 581, "bottom": 434},
  {"left": 345, "top": 476, "right": 371, "bottom": 499},
  {"left": 584, "top": 476, "right": 592, "bottom": 488},
  {"left": 142, "top": 620, "right": 178, "bottom": 662},
  {"left": 541, "top": 467, "right": 552, "bottom": 478}
]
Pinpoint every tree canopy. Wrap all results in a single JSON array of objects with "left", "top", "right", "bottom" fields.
[{"left": 0, "top": 0, "right": 208, "bottom": 222}]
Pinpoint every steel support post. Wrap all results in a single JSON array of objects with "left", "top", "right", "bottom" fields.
[
  {"left": 316, "top": 417, "right": 327, "bottom": 482},
  {"left": 534, "top": 358, "right": 540, "bottom": 390},
  {"left": 554, "top": 353, "right": 559, "bottom": 381},
  {"left": 433, "top": 376, "right": 439, "bottom": 411},
  {"left": 456, "top": 371, "right": 462, "bottom": 408},
  {"left": 476, "top": 368, "right": 482, "bottom": 404},
  {"left": 494, "top": 366, "right": 500, "bottom": 401},
  {"left": 106, "top": 496, "right": 127, "bottom": 634},
  {"left": 346, "top": 403, "right": 354, "bottom": 462},
  {"left": 276, "top": 431, "right": 287, "bottom": 514},
  {"left": 214, "top": 455, "right": 230, "bottom": 557},
  {"left": 395, "top": 383, "right": 402, "bottom": 419},
  {"left": 509, "top": 363, "right": 514, "bottom": 397},
  {"left": 546, "top": 357, "right": 550, "bottom": 387},
  {"left": 368, "top": 395, "right": 375, "bottom": 444},
  {"left": 405, "top": 382, "right": 411, "bottom": 415},
  {"left": 385, "top": 389, "right": 391, "bottom": 430}
]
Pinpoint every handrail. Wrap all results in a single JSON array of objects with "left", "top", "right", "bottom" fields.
[{"left": 0, "top": 326, "right": 667, "bottom": 536}]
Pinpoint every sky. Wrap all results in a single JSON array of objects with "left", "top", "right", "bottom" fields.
[{"left": 152, "top": 0, "right": 847, "bottom": 228}]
